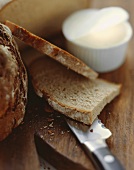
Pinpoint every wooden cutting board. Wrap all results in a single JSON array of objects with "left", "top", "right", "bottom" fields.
[{"left": 0, "top": 1, "right": 134, "bottom": 170}]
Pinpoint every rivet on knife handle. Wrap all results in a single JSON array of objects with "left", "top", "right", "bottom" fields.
[
  {"left": 66, "top": 118, "right": 125, "bottom": 170},
  {"left": 84, "top": 141, "right": 125, "bottom": 170}
]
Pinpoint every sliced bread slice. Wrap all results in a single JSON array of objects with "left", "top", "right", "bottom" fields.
[
  {"left": 5, "top": 20, "right": 98, "bottom": 80},
  {"left": 29, "top": 56, "right": 121, "bottom": 125}
]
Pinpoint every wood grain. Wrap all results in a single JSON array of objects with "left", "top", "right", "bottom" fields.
[{"left": 0, "top": 0, "right": 134, "bottom": 170}]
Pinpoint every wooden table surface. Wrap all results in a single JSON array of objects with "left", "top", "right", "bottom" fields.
[{"left": 0, "top": 0, "right": 134, "bottom": 170}]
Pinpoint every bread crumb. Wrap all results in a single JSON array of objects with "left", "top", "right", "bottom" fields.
[
  {"left": 40, "top": 135, "right": 44, "bottom": 139},
  {"left": 49, "top": 122, "right": 53, "bottom": 128},
  {"left": 48, "top": 130, "right": 54, "bottom": 135},
  {"left": 61, "top": 131, "right": 64, "bottom": 135}
]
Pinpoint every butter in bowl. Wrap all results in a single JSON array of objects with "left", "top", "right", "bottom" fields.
[{"left": 62, "top": 7, "right": 133, "bottom": 73}]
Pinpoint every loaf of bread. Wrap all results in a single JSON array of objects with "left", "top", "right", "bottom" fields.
[
  {"left": 0, "top": 23, "right": 28, "bottom": 141},
  {"left": 30, "top": 56, "right": 121, "bottom": 125},
  {"left": 5, "top": 20, "right": 98, "bottom": 80}
]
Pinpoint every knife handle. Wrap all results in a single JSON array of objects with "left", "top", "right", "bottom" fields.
[{"left": 83, "top": 142, "right": 125, "bottom": 170}]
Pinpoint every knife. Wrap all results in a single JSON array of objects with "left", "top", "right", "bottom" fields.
[{"left": 66, "top": 118, "right": 125, "bottom": 170}]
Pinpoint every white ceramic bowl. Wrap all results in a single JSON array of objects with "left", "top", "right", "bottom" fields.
[{"left": 62, "top": 10, "right": 133, "bottom": 73}]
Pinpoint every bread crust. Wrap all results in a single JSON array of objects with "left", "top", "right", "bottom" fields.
[
  {"left": 5, "top": 20, "right": 98, "bottom": 80},
  {"left": 0, "top": 23, "right": 28, "bottom": 141},
  {"left": 34, "top": 79, "right": 121, "bottom": 124},
  {"left": 42, "top": 85, "right": 121, "bottom": 125},
  {"left": 30, "top": 56, "right": 121, "bottom": 125}
]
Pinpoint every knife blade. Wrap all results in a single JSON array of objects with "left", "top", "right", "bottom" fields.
[{"left": 66, "top": 118, "right": 125, "bottom": 170}]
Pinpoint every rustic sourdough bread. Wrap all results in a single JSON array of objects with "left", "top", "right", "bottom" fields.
[
  {"left": 5, "top": 20, "right": 98, "bottom": 80},
  {"left": 30, "top": 56, "right": 121, "bottom": 125},
  {"left": 0, "top": 23, "right": 28, "bottom": 141}
]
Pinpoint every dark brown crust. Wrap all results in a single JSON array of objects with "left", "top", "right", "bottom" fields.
[
  {"left": 5, "top": 20, "right": 98, "bottom": 80},
  {"left": 0, "top": 23, "right": 28, "bottom": 141}
]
